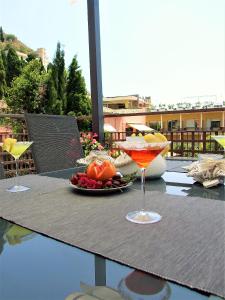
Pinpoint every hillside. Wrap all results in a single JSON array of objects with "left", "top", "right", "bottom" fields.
[{"left": 0, "top": 32, "right": 34, "bottom": 54}]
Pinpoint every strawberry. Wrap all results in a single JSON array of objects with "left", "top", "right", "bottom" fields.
[
  {"left": 77, "top": 172, "right": 87, "bottom": 178},
  {"left": 105, "top": 180, "right": 112, "bottom": 188},
  {"left": 70, "top": 175, "right": 78, "bottom": 185},
  {"left": 87, "top": 184, "right": 96, "bottom": 189},
  {"left": 85, "top": 178, "right": 95, "bottom": 189},
  {"left": 95, "top": 181, "right": 103, "bottom": 189},
  {"left": 78, "top": 178, "right": 88, "bottom": 188}
]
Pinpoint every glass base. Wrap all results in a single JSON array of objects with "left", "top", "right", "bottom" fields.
[
  {"left": 7, "top": 185, "right": 30, "bottom": 193},
  {"left": 126, "top": 210, "right": 162, "bottom": 224}
]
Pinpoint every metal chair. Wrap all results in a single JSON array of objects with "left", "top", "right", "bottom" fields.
[
  {"left": 25, "top": 113, "right": 83, "bottom": 173},
  {"left": 0, "top": 163, "right": 5, "bottom": 179}
]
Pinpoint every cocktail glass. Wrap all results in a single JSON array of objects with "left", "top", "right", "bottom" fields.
[
  {"left": 1, "top": 141, "right": 33, "bottom": 192},
  {"left": 212, "top": 135, "right": 225, "bottom": 153},
  {"left": 116, "top": 137, "right": 170, "bottom": 224},
  {"left": 212, "top": 135, "right": 225, "bottom": 185}
]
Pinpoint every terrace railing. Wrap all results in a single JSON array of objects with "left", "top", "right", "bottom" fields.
[
  {"left": 160, "top": 130, "right": 225, "bottom": 157},
  {"left": 104, "top": 129, "right": 225, "bottom": 157},
  {"left": 1, "top": 112, "right": 225, "bottom": 177}
]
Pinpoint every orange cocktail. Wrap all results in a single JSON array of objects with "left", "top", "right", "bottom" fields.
[
  {"left": 116, "top": 136, "right": 170, "bottom": 224},
  {"left": 124, "top": 148, "right": 163, "bottom": 168}
]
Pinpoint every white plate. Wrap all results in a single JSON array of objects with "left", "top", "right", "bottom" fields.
[{"left": 71, "top": 181, "right": 133, "bottom": 194}]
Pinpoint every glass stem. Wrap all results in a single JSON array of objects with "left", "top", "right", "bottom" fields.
[
  {"left": 141, "top": 168, "right": 146, "bottom": 212},
  {"left": 15, "top": 159, "right": 19, "bottom": 187}
]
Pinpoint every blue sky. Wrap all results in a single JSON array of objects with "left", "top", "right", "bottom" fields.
[{"left": 0, "top": 0, "right": 224, "bottom": 104}]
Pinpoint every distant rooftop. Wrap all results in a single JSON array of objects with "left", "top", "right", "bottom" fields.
[
  {"left": 151, "top": 100, "right": 225, "bottom": 112},
  {"left": 104, "top": 94, "right": 150, "bottom": 102},
  {"left": 103, "top": 106, "right": 148, "bottom": 114}
]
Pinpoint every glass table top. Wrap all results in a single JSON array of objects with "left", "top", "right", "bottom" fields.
[{"left": 0, "top": 170, "right": 224, "bottom": 299}]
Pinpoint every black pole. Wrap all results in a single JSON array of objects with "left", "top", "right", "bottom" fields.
[
  {"left": 87, "top": 0, "right": 104, "bottom": 143},
  {"left": 94, "top": 255, "right": 106, "bottom": 286},
  {"left": 87, "top": 2, "right": 106, "bottom": 284}
]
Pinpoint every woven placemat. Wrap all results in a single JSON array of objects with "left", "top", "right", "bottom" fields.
[{"left": 0, "top": 175, "right": 225, "bottom": 298}]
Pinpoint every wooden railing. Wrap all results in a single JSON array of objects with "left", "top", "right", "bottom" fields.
[
  {"left": 1, "top": 112, "right": 225, "bottom": 177},
  {"left": 104, "top": 129, "right": 225, "bottom": 157},
  {"left": 160, "top": 130, "right": 225, "bottom": 157}
]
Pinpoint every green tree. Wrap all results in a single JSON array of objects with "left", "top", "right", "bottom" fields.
[
  {"left": 26, "top": 54, "right": 45, "bottom": 74},
  {"left": 6, "top": 46, "right": 22, "bottom": 86},
  {"left": 45, "top": 65, "right": 62, "bottom": 114},
  {"left": 26, "top": 52, "right": 38, "bottom": 63},
  {"left": 50, "top": 42, "right": 66, "bottom": 113},
  {"left": 0, "top": 52, "right": 6, "bottom": 98},
  {"left": 5, "top": 59, "right": 48, "bottom": 113},
  {"left": 1, "top": 50, "right": 7, "bottom": 70},
  {"left": 20, "top": 56, "right": 27, "bottom": 70},
  {"left": 66, "top": 55, "right": 91, "bottom": 116},
  {"left": 5, "top": 34, "right": 16, "bottom": 41},
  {"left": 0, "top": 27, "right": 4, "bottom": 42}
]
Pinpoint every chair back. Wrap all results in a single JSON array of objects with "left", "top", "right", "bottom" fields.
[
  {"left": 25, "top": 113, "right": 83, "bottom": 173},
  {"left": 0, "top": 163, "right": 5, "bottom": 179}
]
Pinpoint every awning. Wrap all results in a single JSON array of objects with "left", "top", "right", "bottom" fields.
[
  {"left": 104, "top": 123, "right": 117, "bottom": 132},
  {"left": 127, "top": 123, "right": 154, "bottom": 132}
]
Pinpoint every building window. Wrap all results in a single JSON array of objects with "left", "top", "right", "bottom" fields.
[
  {"left": 168, "top": 120, "right": 178, "bottom": 131},
  {"left": 185, "top": 119, "right": 197, "bottom": 130},
  {"left": 108, "top": 104, "right": 125, "bottom": 109},
  {"left": 118, "top": 104, "right": 125, "bottom": 109},
  {"left": 210, "top": 120, "right": 220, "bottom": 129}
]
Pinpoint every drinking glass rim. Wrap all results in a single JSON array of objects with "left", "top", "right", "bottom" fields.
[
  {"left": 116, "top": 140, "right": 171, "bottom": 144},
  {"left": 0, "top": 141, "right": 33, "bottom": 144},
  {"left": 115, "top": 142, "right": 170, "bottom": 151},
  {"left": 13, "top": 141, "right": 33, "bottom": 144},
  {"left": 0, "top": 141, "right": 33, "bottom": 149}
]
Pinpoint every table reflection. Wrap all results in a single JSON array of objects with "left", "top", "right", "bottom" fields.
[
  {"left": 65, "top": 271, "right": 171, "bottom": 300},
  {"left": 185, "top": 182, "right": 225, "bottom": 200},
  {"left": 133, "top": 175, "right": 225, "bottom": 201},
  {"left": 0, "top": 218, "right": 11, "bottom": 254},
  {"left": 118, "top": 270, "right": 171, "bottom": 299},
  {"left": 132, "top": 178, "right": 167, "bottom": 193},
  {"left": 0, "top": 219, "right": 35, "bottom": 253},
  {"left": 0, "top": 217, "right": 217, "bottom": 299}
]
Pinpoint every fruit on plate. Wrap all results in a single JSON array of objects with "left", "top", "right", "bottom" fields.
[
  {"left": 86, "top": 160, "right": 116, "bottom": 181},
  {"left": 70, "top": 172, "right": 133, "bottom": 189},
  {"left": 144, "top": 133, "right": 169, "bottom": 157}
]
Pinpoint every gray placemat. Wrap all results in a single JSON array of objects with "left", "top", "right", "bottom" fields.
[{"left": 0, "top": 175, "right": 225, "bottom": 298}]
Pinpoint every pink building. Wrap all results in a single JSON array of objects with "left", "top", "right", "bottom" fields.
[{"left": 104, "top": 115, "right": 151, "bottom": 133}]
